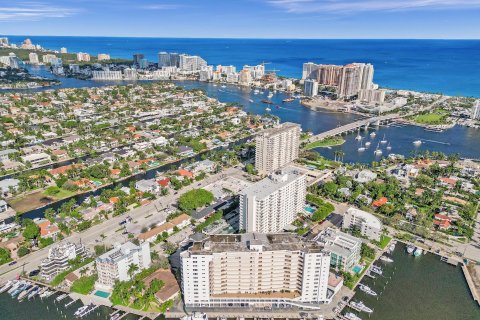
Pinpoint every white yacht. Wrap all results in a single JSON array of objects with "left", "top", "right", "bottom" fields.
[
  {"left": 413, "top": 140, "right": 422, "bottom": 146},
  {"left": 370, "top": 131, "right": 376, "bottom": 138},
  {"left": 414, "top": 248, "right": 423, "bottom": 257},
  {"left": 358, "top": 284, "right": 378, "bottom": 296},
  {"left": 0, "top": 280, "right": 13, "bottom": 293},
  {"left": 74, "top": 305, "right": 89, "bottom": 317},
  {"left": 265, "top": 107, "right": 272, "bottom": 112},
  {"left": 345, "top": 312, "right": 363, "bottom": 320},
  {"left": 386, "top": 142, "right": 392, "bottom": 150},
  {"left": 380, "top": 255, "right": 394, "bottom": 263},
  {"left": 267, "top": 91, "right": 273, "bottom": 98},
  {"left": 221, "top": 85, "right": 226, "bottom": 88},
  {"left": 374, "top": 144, "right": 382, "bottom": 156},
  {"left": 365, "top": 141, "right": 371, "bottom": 147},
  {"left": 350, "top": 301, "right": 373, "bottom": 313}
]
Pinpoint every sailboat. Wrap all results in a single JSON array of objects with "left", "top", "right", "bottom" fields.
[
  {"left": 355, "top": 129, "right": 362, "bottom": 141},
  {"left": 358, "top": 141, "right": 366, "bottom": 152},
  {"left": 374, "top": 143, "right": 382, "bottom": 156},
  {"left": 386, "top": 142, "right": 392, "bottom": 150},
  {"left": 370, "top": 131, "right": 376, "bottom": 138},
  {"left": 380, "top": 134, "right": 387, "bottom": 144}
]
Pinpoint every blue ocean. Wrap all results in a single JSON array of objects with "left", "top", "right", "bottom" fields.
[{"left": 4, "top": 36, "right": 480, "bottom": 97}]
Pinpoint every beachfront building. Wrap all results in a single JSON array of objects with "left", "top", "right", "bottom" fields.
[
  {"left": 29, "top": 52, "right": 39, "bottom": 65},
  {"left": 343, "top": 207, "right": 383, "bottom": 241},
  {"left": 358, "top": 89, "right": 386, "bottom": 104},
  {"left": 471, "top": 100, "right": 480, "bottom": 120},
  {"left": 179, "top": 54, "right": 207, "bottom": 72},
  {"left": 76, "top": 52, "right": 91, "bottom": 62},
  {"left": 315, "top": 227, "right": 361, "bottom": 272},
  {"left": 95, "top": 241, "right": 151, "bottom": 290},
  {"left": 239, "top": 166, "right": 306, "bottom": 233},
  {"left": 255, "top": 122, "right": 300, "bottom": 175},
  {"left": 304, "top": 79, "right": 319, "bottom": 97},
  {"left": 40, "top": 242, "right": 87, "bottom": 281},
  {"left": 97, "top": 53, "right": 111, "bottom": 61},
  {"left": 180, "top": 233, "right": 331, "bottom": 309}
]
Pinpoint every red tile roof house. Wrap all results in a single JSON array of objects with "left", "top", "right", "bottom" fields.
[
  {"left": 157, "top": 178, "right": 170, "bottom": 187},
  {"left": 143, "top": 269, "right": 180, "bottom": 304},
  {"left": 138, "top": 213, "right": 190, "bottom": 243},
  {"left": 438, "top": 177, "right": 458, "bottom": 189},
  {"left": 433, "top": 214, "right": 452, "bottom": 230},
  {"left": 37, "top": 220, "right": 60, "bottom": 239},
  {"left": 372, "top": 197, "right": 388, "bottom": 208},
  {"left": 177, "top": 169, "right": 194, "bottom": 179}
]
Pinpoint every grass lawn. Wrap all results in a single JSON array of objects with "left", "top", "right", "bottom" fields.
[
  {"left": 71, "top": 275, "right": 97, "bottom": 294},
  {"left": 413, "top": 112, "right": 448, "bottom": 125},
  {"left": 375, "top": 235, "right": 392, "bottom": 249},
  {"left": 46, "top": 188, "right": 76, "bottom": 200},
  {"left": 304, "top": 137, "right": 345, "bottom": 150}
]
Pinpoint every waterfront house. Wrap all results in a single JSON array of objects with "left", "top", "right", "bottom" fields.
[
  {"left": 433, "top": 214, "right": 452, "bottom": 230},
  {"left": 37, "top": 220, "right": 60, "bottom": 239},
  {"left": 21, "top": 152, "right": 51, "bottom": 166},
  {"left": 135, "top": 179, "right": 160, "bottom": 193},
  {"left": 143, "top": 268, "right": 180, "bottom": 304},
  {"left": 177, "top": 169, "right": 194, "bottom": 179},
  {"left": 0, "top": 178, "right": 19, "bottom": 196}
]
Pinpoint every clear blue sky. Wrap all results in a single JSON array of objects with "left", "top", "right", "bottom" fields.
[{"left": 1, "top": 0, "right": 480, "bottom": 39}]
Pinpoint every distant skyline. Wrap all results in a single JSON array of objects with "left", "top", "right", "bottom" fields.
[{"left": 1, "top": 0, "right": 480, "bottom": 39}]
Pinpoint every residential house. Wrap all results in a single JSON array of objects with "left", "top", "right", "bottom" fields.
[{"left": 135, "top": 179, "right": 160, "bottom": 193}]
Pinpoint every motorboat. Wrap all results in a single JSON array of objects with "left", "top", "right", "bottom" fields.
[
  {"left": 8, "top": 281, "right": 24, "bottom": 295},
  {"left": 370, "top": 131, "right": 376, "bottom": 138},
  {"left": 380, "top": 134, "right": 387, "bottom": 144},
  {"left": 344, "top": 312, "right": 363, "bottom": 320},
  {"left": 370, "top": 265, "right": 383, "bottom": 275},
  {"left": 358, "top": 284, "right": 378, "bottom": 296},
  {"left": 74, "top": 305, "right": 89, "bottom": 317},
  {"left": 386, "top": 142, "right": 392, "bottom": 151},
  {"left": 10, "top": 282, "right": 29, "bottom": 298},
  {"left": 365, "top": 141, "right": 371, "bottom": 147},
  {"left": 350, "top": 301, "right": 373, "bottom": 313},
  {"left": 414, "top": 248, "right": 423, "bottom": 257},
  {"left": 248, "top": 99, "right": 254, "bottom": 103},
  {"left": 413, "top": 140, "right": 422, "bottom": 146},
  {"left": 265, "top": 107, "right": 272, "bottom": 112},
  {"left": 27, "top": 286, "right": 40, "bottom": 300},
  {"left": 380, "top": 255, "right": 394, "bottom": 263},
  {"left": 406, "top": 245, "right": 415, "bottom": 254},
  {"left": 0, "top": 280, "right": 14, "bottom": 293},
  {"left": 267, "top": 92, "right": 273, "bottom": 98},
  {"left": 282, "top": 97, "right": 294, "bottom": 102},
  {"left": 261, "top": 99, "right": 274, "bottom": 104},
  {"left": 221, "top": 85, "right": 226, "bottom": 89}
]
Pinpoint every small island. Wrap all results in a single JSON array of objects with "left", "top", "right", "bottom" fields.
[{"left": 304, "top": 136, "right": 345, "bottom": 149}]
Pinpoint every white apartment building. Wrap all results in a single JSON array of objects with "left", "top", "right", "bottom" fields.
[
  {"left": 77, "top": 52, "right": 91, "bottom": 62},
  {"left": 255, "top": 122, "right": 300, "bottom": 175},
  {"left": 180, "top": 233, "right": 331, "bottom": 309},
  {"left": 92, "top": 70, "right": 123, "bottom": 80},
  {"left": 337, "top": 64, "right": 361, "bottom": 98},
  {"left": 179, "top": 54, "right": 207, "bottom": 72},
  {"left": 96, "top": 241, "right": 151, "bottom": 290},
  {"left": 302, "top": 62, "right": 318, "bottom": 80},
  {"left": 239, "top": 167, "right": 306, "bottom": 233},
  {"left": 315, "top": 227, "right": 361, "bottom": 272},
  {"left": 42, "top": 54, "right": 57, "bottom": 64},
  {"left": 29, "top": 52, "right": 39, "bottom": 64},
  {"left": 40, "top": 242, "right": 87, "bottom": 281},
  {"left": 242, "top": 64, "right": 265, "bottom": 79},
  {"left": 239, "top": 69, "right": 252, "bottom": 85},
  {"left": 97, "top": 53, "right": 111, "bottom": 61},
  {"left": 343, "top": 207, "right": 383, "bottom": 241},
  {"left": 358, "top": 89, "right": 386, "bottom": 104},
  {"left": 304, "top": 79, "right": 319, "bottom": 97},
  {"left": 123, "top": 68, "right": 138, "bottom": 80},
  {"left": 217, "top": 65, "right": 236, "bottom": 75}
]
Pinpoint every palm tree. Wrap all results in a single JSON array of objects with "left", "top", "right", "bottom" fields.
[{"left": 127, "top": 263, "right": 139, "bottom": 279}]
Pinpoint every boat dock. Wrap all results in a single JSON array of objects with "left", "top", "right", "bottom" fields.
[{"left": 462, "top": 264, "right": 480, "bottom": 306}]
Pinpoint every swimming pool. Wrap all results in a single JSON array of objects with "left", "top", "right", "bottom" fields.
[
  {"left": 94, "top": 290, "right": 110, "bottom": 298},
  {"left": 304, "top": 206, "right": 315, "bottom": 214},
  {"left": 353, "top": 266, "right": 363, "bottom": 274}
]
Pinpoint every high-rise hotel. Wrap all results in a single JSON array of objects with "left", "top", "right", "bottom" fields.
[
  {"left": 255, "top": 122, "right": 300, "bottom": 175},
  {"left": 180, "top": 233, "right": 331, "bottom": 309},
  {"left": 239, "top": 166, "right": 306, "bottom": 233}
]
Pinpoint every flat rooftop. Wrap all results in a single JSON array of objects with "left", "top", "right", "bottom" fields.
[
  {"left": 189, "top": 233, "right": 323, "bottom": 254},
  {"left": 257, "top": 122, "right": 300, "bottom": 138},
  {"left": 240, "top": 166, "right": 304, "bottom": 199}
]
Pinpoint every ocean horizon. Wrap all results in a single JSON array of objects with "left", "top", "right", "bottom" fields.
[{"left": 4, "top": 36, "right": 480, "bottom": 97}]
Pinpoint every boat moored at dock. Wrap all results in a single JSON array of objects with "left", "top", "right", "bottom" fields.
[
  {"left": 380, "top": 255, "right": 394, "bottom": 263},
  {"left": 358, "top": 283, "right": 378, "bottom": 296},
  {"left": 350, "top": 301, "right": 373, "bottom": 314},
  {"left": 344, "top": 312, "right": 363, "bottom": 320}
]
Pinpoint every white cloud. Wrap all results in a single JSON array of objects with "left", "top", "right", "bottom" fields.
[
  {"left": 0, "top": 2, "right": 79, "bottom": 21},
  {"left": 267, "top": 0, "right": 480, "bottom": 13}
]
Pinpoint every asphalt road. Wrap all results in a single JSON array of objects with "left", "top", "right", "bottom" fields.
[{"left": 0, "top": 166, "right": 242, "bottom": 281}]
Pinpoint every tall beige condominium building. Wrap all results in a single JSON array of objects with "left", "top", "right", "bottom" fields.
[
  {"left": 180, "top": 233, "right": 331, "bottom": 309},
  {"left": 337, "top": 64, "right": 362, "bottom": 98},
  {"left": 255, "top": 122, "right": 300, "bottom": 175},
  {"left": 239, "top": 167, "right": 306, "bottom": 233},
  {"left": 317, "top": 64, "right": 342, "bottom": 86}
]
